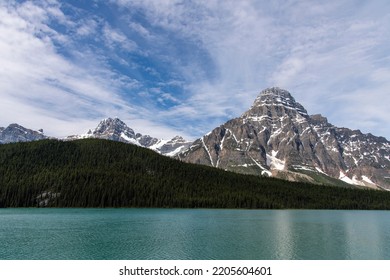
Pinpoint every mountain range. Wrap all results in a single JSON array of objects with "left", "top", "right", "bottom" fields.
[
  {"left": 1, "top": 87, "right": 389, "bottom": 190},
  {"left": 0, "top": 118, "right": 191, "bottom": 157}
]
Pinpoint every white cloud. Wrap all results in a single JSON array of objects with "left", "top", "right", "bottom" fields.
[
  {"left": 129, "top": 22, "right": 153, "bottom": 39},
  {"left": 271, "top": 57, "right": 305, "bottom": 88},
  {"left": 102, "top": 23, "right": 137, "bottom": 52},
  {"left": 76, "top": 18, "right": 99, "bottom": 36}
]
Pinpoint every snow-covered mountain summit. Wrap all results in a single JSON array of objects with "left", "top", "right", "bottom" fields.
[
  {"left": 247, "top": 87, "right": 308, "bottom": 117},
  {"left": 67, "top": 118, "right": 139, "bottom": 144},
  {"left": 178, "top": 87, "right": 390, "bottom": 190}
]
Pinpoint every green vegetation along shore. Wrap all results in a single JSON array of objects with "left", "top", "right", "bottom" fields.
[{"left": 1, "top": 139, "right": 390, "bottom": 209}]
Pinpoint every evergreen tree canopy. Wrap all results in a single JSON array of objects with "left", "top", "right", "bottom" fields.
[{"left": 1, "top": 139, "right": 390, "bottom": 209}]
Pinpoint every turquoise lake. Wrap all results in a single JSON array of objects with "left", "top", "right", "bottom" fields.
[{"left": 0, "top": 208, "right": 389, "bottom": 260}]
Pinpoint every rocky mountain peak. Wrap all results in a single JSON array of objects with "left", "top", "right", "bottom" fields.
[
  {"left": 254, "top": 87, "right": 295, "bottom": 104},
  {"left": 93, "top": 117, "right": 136, "bottom": 142},
  {"left": 94, "top": 117, "right": 132, "bottom": 134},
  {"left": 136, "top": 134, "right": 159, "bottom": 147},
  {"left": 0, "top": 123, "right": 48, "bottom": 144},
  {"left": 243, "top": 87, "right": 308, "bottom": 121},
  {"left": 179, "top": 87, "right": 390, "bottom": 190}
]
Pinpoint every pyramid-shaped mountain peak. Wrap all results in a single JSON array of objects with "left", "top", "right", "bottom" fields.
[
  {"left": 244, "top": 87, "right": 308, "bottom": 119},
  {"left": 97, "top": 117, "right": 126, "bottom": 127},
  {"left": 93, "top": 117, "right": 135, "bottom": 141}
]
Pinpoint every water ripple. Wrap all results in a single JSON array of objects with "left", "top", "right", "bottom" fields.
[{"left": 1, "top": 209, "right": 390, "bottom": 259}]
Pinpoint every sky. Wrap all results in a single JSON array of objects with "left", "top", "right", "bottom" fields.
[{"left": 1, "top": 0, "right": 390, "bottom": 140}]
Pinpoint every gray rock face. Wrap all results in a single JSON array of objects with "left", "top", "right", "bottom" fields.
[
  {"left": 0, "top": 123, "right": 47, "bottom": 144},
  {"left": 178, "top": 87, "right": 390, "bottom": 189},
  {"left": 92, "top": 118, "right": 137, "bottom": 143},
  {"left": 136, "top": 134, "right": 159, "bottom": 147}
]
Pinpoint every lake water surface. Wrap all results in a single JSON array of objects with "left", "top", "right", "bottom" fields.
[{"left": 0, "top": 208, "right": 389, "bottom": 260}]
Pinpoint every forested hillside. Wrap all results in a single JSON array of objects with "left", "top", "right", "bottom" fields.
[{"left": 1, "top": 139, "right": 390, "bottom": 209}]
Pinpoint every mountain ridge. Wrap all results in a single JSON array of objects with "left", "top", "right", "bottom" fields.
[
  {"left": 1, "top": 87, "right": 389, "bottom": 189},
  {"left": 0, "top": 118, "right": 191, "bottom": 157},
  {"left": 66, "top": 117, "right": 192, "bottom": 156}
]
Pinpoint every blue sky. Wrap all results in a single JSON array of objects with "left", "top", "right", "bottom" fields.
[{"left": 1, "top": 0, "right": 390, "bottom": 140}]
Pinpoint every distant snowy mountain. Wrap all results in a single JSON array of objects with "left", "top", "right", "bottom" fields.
[
  {"left": 178, "top": 87, "right": 390, "bottom": 190},
  {"left": 66, "top": 117, "right": 191, "bottom": 157},
  {"left": 149, "top": 136, "right": 192, "bottom": 157},
  {"left": 0, "top": 123, "right": 47, "bottom": 144}
]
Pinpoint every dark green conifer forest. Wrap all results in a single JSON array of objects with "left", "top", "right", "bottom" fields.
[{"left": 1, "top": 139, "right": 390, "bottom": 209}]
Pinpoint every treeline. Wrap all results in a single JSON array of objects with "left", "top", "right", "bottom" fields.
[{"left": 1, "top": 139, "right": 390, "bottom": 209}]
